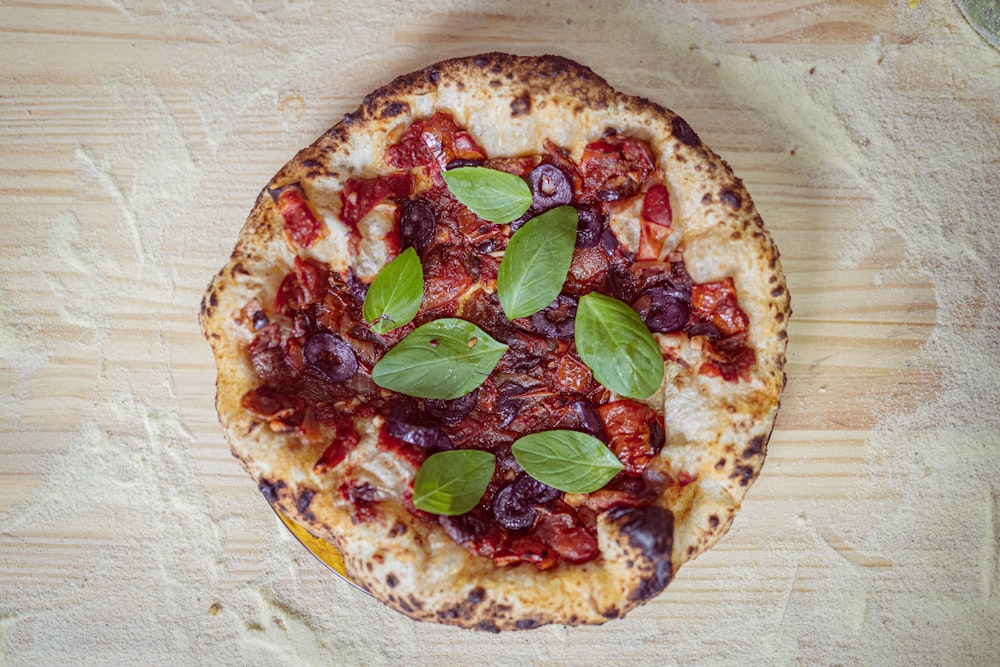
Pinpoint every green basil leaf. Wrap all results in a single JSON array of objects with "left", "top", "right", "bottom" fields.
[
  {"left": 362, "top": 247, "right": 423, "bottom": 334},
  {"left": 575, "top": 292, "right": 665, "bottom": 399},
  {"left": 413, "top": 449, "right": 496, "bottom": 515},
  {"left": 512, "top": 430, "right": 624, "bottom": 494},
  {"left": 497, "top": 206, "right": 578, "bottom": 321},
  {"left": 442, "top": 166, "right": 532, "bottom": 224},
  {"left": 371, "top": 318, "right": 508, "bottom": 399}
]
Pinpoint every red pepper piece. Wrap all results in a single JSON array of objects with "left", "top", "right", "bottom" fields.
[{"left": 275, "top": 186, "right": 322, "bottom": 248}]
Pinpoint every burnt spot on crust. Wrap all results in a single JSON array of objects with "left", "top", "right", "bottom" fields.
[
  {"left": 258, "top": 478, "right": 286, "bottom": 504},
  {"left": 743, "top": 435, "right": 766, "bottom": 459},
  {"left": 771, "top": 284, "right": 786, "bottom": 298},
  {"left": 701, "top": 193, "right": 712, "bottom": 205},
  {"left": 476, "top": 620, "right": 501, "bottom": 633},
  {"left": 386, "top": 573, "right": 398, "bottom": 588},
  {"left": 731, "top": 466, "right": 754, "bottom": 487},
  {"left": 709, "top": 514, "right": 720, "bottom": 528},
  {"left": 515, "top": 618, "right": 541, "bottom": 630},
  {"left": 425, "top": 66, "right": 441, "bottom": 85},
  {"left": 297, "top": 489, "right": 316, "bottom": 521},
  {"left": 466, "top": 586, "right": 486, "bottom": 604},
  {"left": 720, "top": 189, "right": 742, "bottom": 210},
  {"left": 388, "top": 521, "right": 407, "bottom": 538},
  {"left": 379, "top": 101, "right": 410, "bottom": 119},
  {"left": 715, "top": 457, "right": 727, "bottom": 470},
  {"left": 510, "top": 91, "right": 531, "bottom": 116},
  {"left": 606, "top": 505, "right": 675, "bottom": 603},
  {"left": 672, "top": 115, "right": 701, "bottom": 148}
]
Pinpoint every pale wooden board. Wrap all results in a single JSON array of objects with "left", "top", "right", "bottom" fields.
[{"left": 1, "top": 1, "right": 998, "bottom": 664}]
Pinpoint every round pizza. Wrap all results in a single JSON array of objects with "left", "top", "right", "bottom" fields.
[{"left": 200, "top": 53, "right": 790, "bottom": 631}]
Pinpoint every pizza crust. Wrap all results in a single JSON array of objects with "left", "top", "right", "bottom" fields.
[{"left": 200, "top": 53, "right": 790, "bottom": 630}]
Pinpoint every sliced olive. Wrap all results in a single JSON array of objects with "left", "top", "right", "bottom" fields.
[
  {"left": 425, "top": 388, "right": 479, "bottom": 423},
  {"left": 302, "top": 332, "right": 359, "bottom": 383},
  {"left": 528, "top": 163, "right": 573, "bottom": 212},
  {"left": 530, "top": 294, "right": 577, "bottom": 339},
  {"left": 575, "top": 206, "right": 605, "bottom": 248},
  {"left": 399, "top": 200, "right": 436, "bottom": 254},
  {"left": 491, "top": 483, "right": 537, "bottom": 531},
  {"left": 386, "top": 400, "right": 441, "bottom": 449},
  {"left": 632, "top": 287, "right": 689, "bottom": 333}
]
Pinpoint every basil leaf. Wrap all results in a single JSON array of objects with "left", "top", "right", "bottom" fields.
[
  {"left": 362, "top": 247, "right": 423, "bottom": 334},
  {"left": 575, "top": 292, "right": 665, "bottom": 399},
  {"left": 371, "top": 318, "right": 508, "bottom": 399},
  {"left": 442, "top": 167, "right": 532, "bottom": 224},
  {"left": 497, "top": 206, "right": 578, "bottom": 321},
  {"left": 413, "top": 449, "right": 496, "bottom": 515},
  {"left": 512, "top": 430, "right": 624, "bottom": 494}
]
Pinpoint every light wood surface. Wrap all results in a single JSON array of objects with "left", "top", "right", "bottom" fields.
[{"left": 2, "top": 1, "right": 998, "bottom": 664}]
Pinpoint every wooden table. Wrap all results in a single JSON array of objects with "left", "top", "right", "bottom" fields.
[{"left": 2, "top": 1, "right": 998, "bottom": 663}]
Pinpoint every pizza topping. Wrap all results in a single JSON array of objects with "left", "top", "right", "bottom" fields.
[
  {"left": 425, "top": 388, "right": 479, "bottom": 423},
  {"left": 574, "top": 292, "right": 665, "bottom": 399},
  {"left": 371, "top": 318, "right": 508, "bottom": 400},
  {"left": 632, "top": 286, "right": 689, "bottom": 334},
  {"left": 579, "top": 130, "right": 654, "bottom": 203},
  {"left": 597, "top": 400, "right": 665, "bottom": 474},
  {"left": 511, "top": 430, "right": 624, "bottom": 494},
  {"left": 386, "top": 399, "right": 448, "bottom": 450},
  {"left": 411, "top": 449, "right": 496, "bottom": 516},
  {"left": 239, "top": 111, "right": 760, "bottom": 570},
  {"left": 638, "top": 183, "right": 673, "bottom": 260},
  {"left": 339, "top": 173, "right": 411, "bottom": 227},
  {"left": 272, "top": 185, "right": 323, "bottom": 248},
  {"left": 530, "top": 294, "right": 577, "bottom": 339},
  {"left": 527, "top": 163, "right": 573, "bottom": 212},
  {"left": 574, "top": 206, "right": 606, "bottom": 249},
  {"left": 362, "top": 246, "right": 423, "bottom": 334},
  {"left": 385, "top": 111, "right": 488, "bottom": 172},
  {"left": 690, "top": 277, "right": 749, "bottom": 337},
  {"left": 441, "top": 166, "right": 532, "bottom": 224},
  {"left": 497, "top": 206, "right": 578, "bottom": 320},
  {"left": 302, "top": 332, "right": 359, "bottom": 383}
]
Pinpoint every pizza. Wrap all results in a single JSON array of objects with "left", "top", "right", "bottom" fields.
[{"left": 200, "top": 53, "right": 789, "bottom": 631}]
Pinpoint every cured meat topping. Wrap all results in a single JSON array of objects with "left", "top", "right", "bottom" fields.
[{"left": 243, "top": 112, "right": 754, "bottom": 568}]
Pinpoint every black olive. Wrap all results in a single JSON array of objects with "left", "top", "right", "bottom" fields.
[
  {"left": 510, "top": 472, "right": 561, "bottom": 506},
  {"left": 600, "top": 227, "right": 620, "bottom": 255},
  {"left": 575, "top": 206, "right": 605, "bottom": 248},
  {"left": 399, "top": 200, "right": 436, "bottom": 254},
  {"left": 607, "top": 265, "right": 637, "bottom": 303},
  {"left": 302, "top": 332, "right": 359, "bottom": 383},
  {"left": 632, "top": 287, "right": 689, "bottom": 333},
  {"left": 439, "top": 509, "right": 490, "bottom": 544},
  {"left": 530, "top": 294, "right": 577, "bottom": 339},
  {"left": 425, "top": 389, "right": 479, "bottom": 423},
  {"left": 445, "top": 158, "right": 485, "bottom": 170},
  {"left": 386, "top": 400, "right": 441, "bottom": 449},
  {"left": 572, "top": 400, "right": 605, "bottom": 440},
  {"left": 527, "top": 163, "right": 573, "bottom": 212},
  {"left": 491, "top": 483, "right": 537, "bottom": 531},
  {"left": 687, "top": 320, "right": 722, "bottom": 341},
  {"left": 496, "top": 382, "right": 525, "bottom": 428}
]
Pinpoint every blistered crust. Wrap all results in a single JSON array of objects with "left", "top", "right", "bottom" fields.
[{"left": 200, "top": 52, "right": 790, "bottom": 631}]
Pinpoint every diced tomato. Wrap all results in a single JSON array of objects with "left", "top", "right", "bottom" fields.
[
  {"left": 313, "top": 420, "right": 359, "bottom": 474},
  {"left": 385, "top": 112, "right": 487, "bottom": 171},
  {"left": 376, "top": 424, "right": 426, "bottom": 469},
  {"left": 275, "top": 186, "right": 322, "bottom": 248},
  {"left": 536, "top": 503, "right": 599, "bottom": 564},
  {"left": 690, "top": 277, "right": 749, "bottom": 336},
  {"left": 597, "top": 400, "right": 664, "bottom": 474},
  {"left": 636, "top": 184, "right": 673, "bottom": 260},
  {"left": 554, "top": 353, "right": 593, "bottom": 393},
  {"left": 579, "top": 132, "right": 654, "bottom": 202},
  {"left": 340, "top": 172, "right": 411, "bottom": 227},
  {"left": 493, "top": 535, "right": 559, "bottom": 570},
  {"left": 274, "top": 256, "right": 324, "bottom": 312},
  {"left": 700, "top": 340, "right": 756, "bottom": 383}
]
